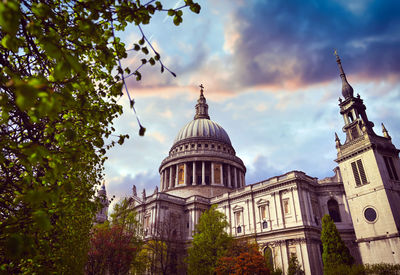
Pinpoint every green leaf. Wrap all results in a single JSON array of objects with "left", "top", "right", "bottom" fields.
[
  {"left": 65, "top": 54, "right": 83, "bottom": 73},
  {"left": 1, "top": 34, "right": 19, "bottom": 51},
  {"left": 42, "top": 40, "right": 62, "bottom": 60},
  {"left": 141, "top": 58, "right": 147, "bottom": 64},
  {"left": 33, "top": 210, "right": 52, "bottom": 231},
  {"left": 190, "top": 3, "right": 201, "bottom": 14},
  {"left": 167, "top": 9, "right": 175, "bottom": 16},
  {"left": 155, "top": 1, "right": 163, "bottom": 10},
  {"left": 139, "top": 126, "right": 146, "bottom": 136},
  {"left": 138, "top": 37, "right": 145, "bottom": 45},
  {"left": 149, "top": 58, "right": 155, "bottom": 65},
  {"left": 173, "top": 15, "right": 183, "bottom": 26},
  {"left": 134, "top": 44, "right": 140, "bottom": 51},
  {"left": 53, "top": 61, "right": 70, "bottom": 80},
  {"left": 0, "top": 0, "right": 21, "bottom": 35},
  {"left": 141, "top": 47, "right": 149, "bottom": 55},
  {"left": 5, "top": 234, "right": 24, "bottom": 258}
]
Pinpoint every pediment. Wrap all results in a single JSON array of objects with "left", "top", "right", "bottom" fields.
[{"left": 256, "top": 198, "right": 269, "bottom": 205}]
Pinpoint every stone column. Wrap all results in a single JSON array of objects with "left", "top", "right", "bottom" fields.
[
  {"left": 211, "top": 162, "right": 215, "bottom": 185},
  {"left": 202, "top": 161, "right": 206, "bottom": 185},
  {"left": 192, "top": 161, "right": 196, "bottom": 185},
  {"left": 175, "top": 164, "right": 178, "bottom": 187},
  {"left": 160, "top": 171, "right": 164, "bottom": 191},
  {"left": 169, "top": 166, "right": 173, "bottom": 189},
  {"left": 227, "top": 165, "right": 232, "bottom": 187},
  {"left": 184, "top": 163, "right": 187, "bottom": 186},
  {"left": 221, "top": 164, "right": 224, "bottom": 186},
  {"left": 234, "top": 166, "right": 238, "bottom": 188}
]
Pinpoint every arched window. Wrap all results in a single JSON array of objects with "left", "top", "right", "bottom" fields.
[
  {"left": 264, "top": 247, "right": 274, "bottom": 270},
  {"left": 328, "top": 198, "right": 341, "bottom": 222}
]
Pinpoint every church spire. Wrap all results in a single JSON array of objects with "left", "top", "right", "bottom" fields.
[
  {"left": 194, "top": 84, "right": 210, "bottom": 120},
  {"left": 334, "top": 50, "right": 354, "bottom": 99}
]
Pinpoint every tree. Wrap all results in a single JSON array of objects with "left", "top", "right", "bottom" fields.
[
  {"left": 86, "top": 225, "right": 138, "bottom": 275},
  {"left": 137, "top": 213, "right": 184, "bottom": 275},
  {"left": 287, "top": 253, "right": 304, "bottom": 275},
  {"left": 321, "top": 214, "right": 354, "bottom": 274},
  {"left": 0, "top": 0, "right": 199, "bottom": 273},
  {"left": 186, "top": 205, "right": 232, "bottom": 275},
  {"left": 86, "top": 198, "right": 143, "bottom": 275},
  {"left": 215, "top": 240, "right": 270, "bottom": 275}
]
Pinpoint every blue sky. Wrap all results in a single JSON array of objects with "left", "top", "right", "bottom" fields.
[{"left": 103, "top": 0, "right": 400, "bottom": 209}]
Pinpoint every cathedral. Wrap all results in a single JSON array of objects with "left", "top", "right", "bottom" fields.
[{"left": 101, "top": 54, "right": 400, "bottom": 274}]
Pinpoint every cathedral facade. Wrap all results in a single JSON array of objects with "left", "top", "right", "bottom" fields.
[{"left": 126, "top": 56, "right": 400, "bottom": 274}]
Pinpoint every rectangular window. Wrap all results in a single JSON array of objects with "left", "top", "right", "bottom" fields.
[
  {"left": 214, "top": 164, "right": 221, "bottom": 184},
  {"left": 144, "top": 215, "right": 150, "bottom": 228},
  {"left": 351, "top": 159, "right": 368, "bottom": 186},
  {"left": 259, "top": 205, "right": 267, "bottom": 220},
  {"left": 235, "top": 211, "right": 242, "bottom": 226},
  {"left": 283, "top": 199, "right": 290, "bottom": 215},
  {"left": 384, "top": 156, "right": 399, "bottom": 181},
  {"left": 178, "top": 164, "right": 185, "bottom": 184}
]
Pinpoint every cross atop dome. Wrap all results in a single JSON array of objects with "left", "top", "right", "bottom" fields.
[{"left": 194, "top": 84, "right": 210, "bottom": 120}]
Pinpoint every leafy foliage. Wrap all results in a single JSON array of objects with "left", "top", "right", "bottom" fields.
[
  {"left": 186, "top": 205, "right": 232, "bottom": 275},
  {"left": 327, "top": 263, "right": 400, "bottom": 275},
  {"left": 321, "top": 214, "right": 354, "bottom": 274},
  {"left": 86, "top": 225, "right": 138, "bottom": 275},
  {"left": 0, "top": 0, "right": 200, "bottom": 273},
  {"left": 141, "top": 214, "right": 184, "bottom": 275},
  {"left": 86, "top": 198, "right": 143, "bottom": 275},
  {"left": 287, "top": 253, "right": 304, "bottom": 275},
  {"left": 215, "top": 240, "right": 270, "bottom": 275}
]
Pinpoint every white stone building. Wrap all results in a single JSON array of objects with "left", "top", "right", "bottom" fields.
[{"left": 125, "top": 56, "right": 400, "bottom": 274}]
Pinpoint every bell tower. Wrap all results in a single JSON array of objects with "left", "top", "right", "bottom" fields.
[{"left": 334, "top": 52, "right": 400, "bottom": 264}]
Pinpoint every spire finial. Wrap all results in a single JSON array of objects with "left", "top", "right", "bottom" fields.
[
  {"left": 382, "top": 123, "right": 391, "bottom": 139},
  {"left": 194, "top": 84, "right": 210, "bottom": 120},
  {"left": 334, "top": 49, "right": 354, "bottom": 99}
]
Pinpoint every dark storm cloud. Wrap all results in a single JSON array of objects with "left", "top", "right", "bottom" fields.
[{"left": 230, "top": 0, "right": 400, "bottom": 87}]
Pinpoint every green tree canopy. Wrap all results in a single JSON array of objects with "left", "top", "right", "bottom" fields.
[
  {"left": 0, "top": 0, "right": 200, "bottom": 273},
  {"left": 321, "top": 214, "right": 354, "bottom": 274},
  {"left": 287, "top": 253, "right": 304, "bottom": 275},
  {"left": 186, "top": 205, "right": 232, "bottom": 275}
]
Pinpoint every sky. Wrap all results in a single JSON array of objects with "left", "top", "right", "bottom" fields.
[{"left": 103, "top": 0, "right": 400, "bottom": 211}]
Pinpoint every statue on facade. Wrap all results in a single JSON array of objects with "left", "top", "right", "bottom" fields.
[
  {"left": 132, "top": 184, "right": 137, "bottom": 197},
  {"left": 142, "top": 189, "right": 146, "bottom": 201}
]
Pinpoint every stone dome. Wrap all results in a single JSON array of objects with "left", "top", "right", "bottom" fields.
[
  {"left": 173, "top": 118, "right": 232, "bottom": 146},
  {"left": 158, "top": 87, "right": 246, "bottom": 198}
]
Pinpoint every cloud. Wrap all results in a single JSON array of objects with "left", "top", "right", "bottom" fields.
[{"left": 224, "top": 0, "right": 400, "bottom": 89}]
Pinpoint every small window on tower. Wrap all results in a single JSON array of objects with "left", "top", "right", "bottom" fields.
[
  {"left": 351, "top": 159, "right": 368, "bottom": 186},
  {"left": 351, "top": 127, "right": 359, "bottom": 139},
  {"left": 205, "top": 144, "right": 208, "bottom": 148},
  {"left": 191, "top": 144, "right": 195, "bottom": 148},
  {"left": 198, "top": 144, "right": 201, "bottom": 148},
  {"left": 348, "top": 112, "right": 354, "bottom": 123}
]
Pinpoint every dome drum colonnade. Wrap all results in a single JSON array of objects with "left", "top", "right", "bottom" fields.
[{"left": 158, "top": 87, "right": 246, "bottom": 193}]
